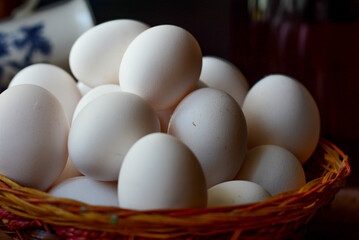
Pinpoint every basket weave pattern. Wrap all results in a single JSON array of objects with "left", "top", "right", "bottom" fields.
[{"left": 0, "top": 138, "right": 351, "bottom": 240}]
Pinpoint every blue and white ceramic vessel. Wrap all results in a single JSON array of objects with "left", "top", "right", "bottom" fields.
[{"left": 0, "top": 0, "right": 94, "bottom": 92}]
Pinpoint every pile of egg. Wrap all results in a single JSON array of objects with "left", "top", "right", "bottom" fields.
[{"left": 0, "top": 19, "right": 320, "bottom": 210}]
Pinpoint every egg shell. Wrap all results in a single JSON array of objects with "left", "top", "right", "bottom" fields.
[
  {"left": 50, "top": 157, "right": 82, "bottom": 188},
  {"left": 77, "top": 81, "right": 92, "bottom": 96},
  {"left": 72, "top": 84, "right": 121, "bottom": 123},
  {"left": 0, "top": 85, "right": 69, "bottom": 190},
  {"left": 9, "top": 63, "right": 81, "bottom": 123},
  {"left": 196, "top": 80, "right": 208, "bottom": 89},
  {"left": 118, "top": 133, "right": 207, "bottom": 210},
  {"left": 207, "top": 180, "right": 271, "bottom": 207},
  {"left": 119, "top": 24, "right": 202, "bottom": 110},
  {"left": 68, "top": 91, "right": 160, "bottom": 181},
  {"left": 70, "top": 19, "right": 149, "bottom": 87},
  {"left": 168, "top": 88, "right": 247, "bottom": 188},
  {"left": 242, "top": 74, "right": 320, "bottom": 163},
  {"left": 235, "top": 145, "right": 306, "bottom": 196},
  {"left": 49, "top": 176, "right": 118, "bottom": 207},
  {"left": 156, "top": 105, "right": 176, "bottom": 133},
  {"left": 200, "top": 56, "right": 249, "bottom": 107}
]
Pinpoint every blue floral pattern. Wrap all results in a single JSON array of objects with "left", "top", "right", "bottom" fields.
[{"left": 0, "top": 22, "right": 52, "bottom": 92}]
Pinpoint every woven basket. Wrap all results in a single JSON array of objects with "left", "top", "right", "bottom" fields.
[{"left": 0, "top": 138, "right": 351, "bottom": 240}]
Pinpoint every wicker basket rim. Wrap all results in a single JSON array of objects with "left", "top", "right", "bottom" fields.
[{"left": 0, "top": 138, "right": 351, "bottom": 239}]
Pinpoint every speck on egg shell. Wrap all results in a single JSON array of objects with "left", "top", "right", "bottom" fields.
[
  {"left": 168, "top": 88, "right": 247, "bottom": 188},
  {"left": 0, "top": 85, "right": 69, "bottom": 191}
]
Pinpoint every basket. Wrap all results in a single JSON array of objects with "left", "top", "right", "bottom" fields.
[{"left": 0, "top": 138, "right": 351, "bottom": 240}]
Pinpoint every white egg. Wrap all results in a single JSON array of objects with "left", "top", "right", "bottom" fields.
[
  {"left": 120, "top": 24, "right": 202, "bottom": 110},
  {"left": 77, "top": 81, "right": 92, "bottom": 96},
  {"left": 118, "top": 133, "right": 207, "bottom": 210},
  {"left": 0, "top": 85, "right": 69, "bottom": 190},
  {"left": 196, "top": 80, "right": 208, "bottom": 89},
  {"left": 235, "top": 145, "right": 306, "bottom": 196},
  {"left": 50, "top": 157, "right": 82, "bottom": 188},
  {"left": 242, "top": 74, "right": 320, "bottom": 163},
  {"left": 168, "top": 88, "right": 247, "bottom": 188},
  {"left": 9, "top": 63, "right": 81, "bottom": 123},
  {"left": 156, "top": 105, "right": 176, "bottom": 133},
  {"left": 72, "top": 84, "right": 121, "bottom": 123},
  {"left": 200, "top": 56, "right": 249, "bottom": 107},
  {"left": 68, "top": 91, "right": 160, "bottom": 181},
  {"left": 70, "top": 19, "right": 149, "bottom": 87},
  {"left": 49, "top": 176, "right": 118, "bottom": 207},
  {"left": 207, "top": 180, "right": 271, "bottom": 207}
]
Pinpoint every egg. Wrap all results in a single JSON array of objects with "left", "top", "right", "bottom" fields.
[
  {"left": 72, "top": 84, "right": 121, "bottom": 123},
  {"left": 70, "top": 19, "right": 149, "bottom": 87},
  {"left": 200, "top": 56, "right": 249, "bottom": 107},
  {"left": 8, "top": 63, "right": 81, "bottom": 123},
  {"left": 168, "top": 88, "right": 247, "bottom": 188},
  {"left": 68, "top": 91, "right": 160, "bottom": 181},
  {"left": 196, "top": 80, "right": 208, "bottom": 89},
  {"left": 207, "top": 180, "right": 271, "bottom": 207},
  {"left": 242, "top": 74, "right": 320, "bottom": 163},
  {"left": 119, "top": 24, "right": 202, "bottom": 110},
  {"left": 50, "top": 157, "right": 82, "bottom": 188},
  {"left": 77, "top": 81, "right": 92, "bottom": 96},
  {"left": 118, "top": 133, "right": 207, "bottom": 210},
  {"left": 156, "top": 105, "right": 176, "bottom": 133},
  {"left": 0, "top": 85, "right": 69, "bottom": 190},
  {"left": 49, "top": 176, "right": 118, "bottom": 207},
  {"left": 235, "top": 145, "right": 306, "bottom": 196}
]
